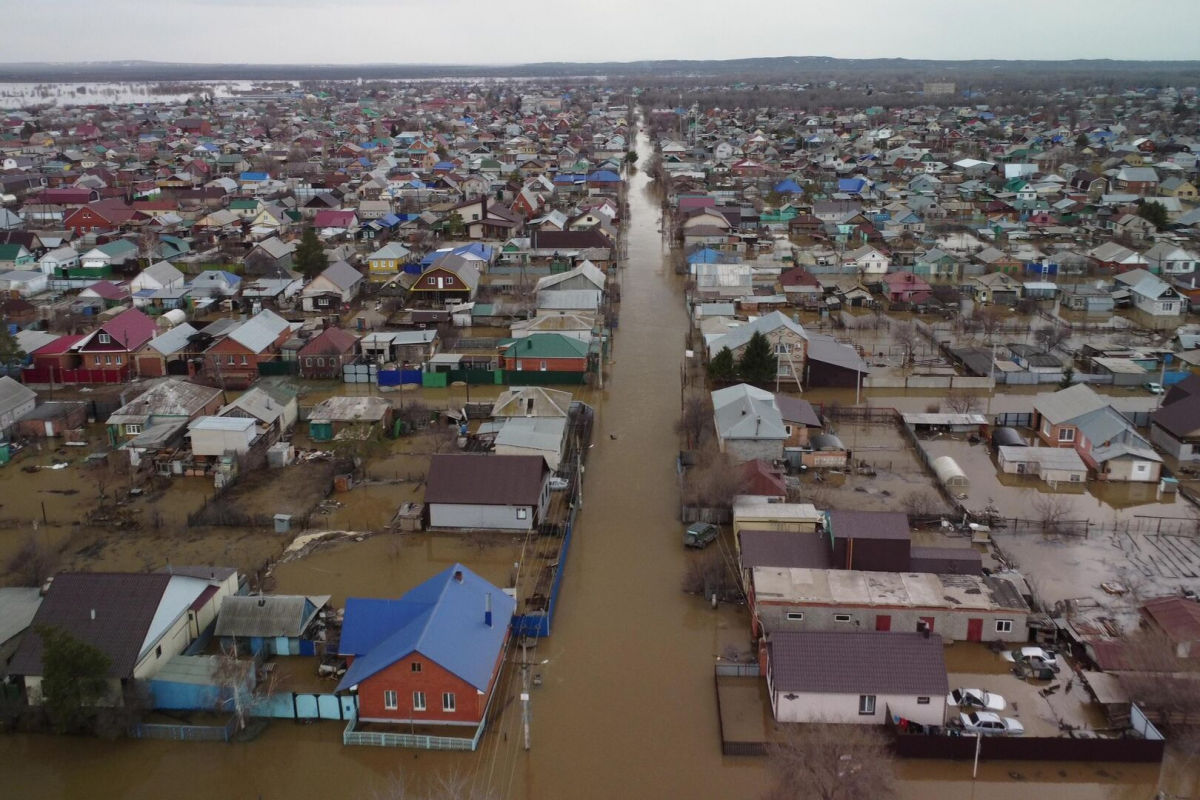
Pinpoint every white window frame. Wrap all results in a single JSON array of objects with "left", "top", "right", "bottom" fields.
[
  {"left": 834, "top": 614, "right": 852, "bottom": 623},
  {"left": 412, "top": 691, "right": 426, "bottom": 711},
  {"left": 125, "top": 423, "right": 142, "bottom": 435},
  {"left": 995, "top": 619, "right": 1013, "bottom": 633},
  {"left": 858, "top": 695, "right": 876, "bottom": 715},
  {"left": 98, "top": 332, "right": 111, "bottom": 344},
  {"left": 1058, "top": 428, "right": 1075, "bottom": 443},
  {"left": 516, "top": 508, "right": 528, "bottom": 520},
  {"left": 786, "top": 611, "right": 804, "bottom": 621},
  {"left": 383, "top": 690, "right": 398, "bottom": 710},
  {"left": 442, "top": 692, "right": 456, "bottom": 713}
]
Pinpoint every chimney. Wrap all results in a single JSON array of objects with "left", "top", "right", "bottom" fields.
[
  {"left": 453, "top": 569, "right": 463, "bottom": 583},
  {"left": 484, "top": 593, "right": 493, "bottom": 628}
]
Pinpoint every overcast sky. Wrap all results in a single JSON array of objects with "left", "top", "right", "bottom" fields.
[{"left": 6, "top": 0, "right": 1200, "bottom": 65}]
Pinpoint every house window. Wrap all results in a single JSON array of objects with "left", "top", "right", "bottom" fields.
[
  {"left": 94, "top": 356, "right": 101, "bottom": 365},
  {"left": 917, "top": 697, "right": 930, "bottom": 705},
  {"left": 317, "top": 358, "right": 325, "bottom": 367},
  {"left": 858, "top": 695, "right": 876, "bottom": 715},
  {"left": 305, "top": 358, "right": 313, "bottom": 367},
  {"left": 125, "top": 424, "right": 142, "bottom": 435},
  {"left": 1162, "top": 303, "right": 1174, "bottom": 312},
  {"left": 227, "top": 355, "right": 235, "bottom": 365},
  {"left": 540, "top": 360, "right": 547, "bottom": 371},
  {"left": 412, "top": 691, "right": 426, "bottom": 711},
  {"left": 155, "top": 645, "right": 162, "bottom": 658},
  {"left": 516, "top": 508, "right": 528, "bottom": 520},
  {"left": 1058, "top": 428, "right": 1075, "bottom": 443},
  {"left": 411, "top": 662, "right": 422, "bottom": 673},
  {"left": 98, "top": 333, "right": 111, "bottom": 344},
  {"left": 786, "top": 612, "right": 804, "bottom": 621},
  {"left": 240, "top": 356, "right": 248, "bottom": 366},
  {"left": 995, "top": 619, "right": 1014, "bottom": 633},
  {"left": 1069, "top": 474, "right": 1081, "bottom": 482},
  {"left": 834, "top": 614, "right": 852, "bottom": 622},
  {"left": 104, "top": 356, "right": 112, "bottom": 365},
  {"left": 442, "top": 692, "right": 456, "bottom": 712},
  {"left": 775, "top": 343, "right": 790, "bottom": 354},
  {"left": 383, "top": 690, "right": 398, "bottom": 710},
  {"left": 427, "top": 277, "right": 437, "bottom": 285},
  {"left": 114, "top": 355, "right": 122, "bottom": 365}
]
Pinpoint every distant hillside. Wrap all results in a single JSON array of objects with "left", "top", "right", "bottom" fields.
[{"left": 0, "top": 56, "right": 1198, "bottom": 84}]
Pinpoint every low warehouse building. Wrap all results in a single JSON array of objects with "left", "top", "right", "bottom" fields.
[{"left": 997, "top": 445, "right": 1087, "bottom": 485}]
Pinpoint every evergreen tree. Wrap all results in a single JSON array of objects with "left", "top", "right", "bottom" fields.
[
  {"left": 736, "top": 331, "right": 778, "bottom": 385},
  {"left": 0, "top": 325, "right": 25, "bottom": 371},
  {"left": 38, "top": 626, "right": 111, "bottom": 733},
  {"left": 293, "top": 226, "right": 328, "bottom": 280},
  {"left": 708, "top": 346, "right": 736, "bottom": 383},
  {"left": 1138, "top": 200, "right": 1169, "bottom": 232}
]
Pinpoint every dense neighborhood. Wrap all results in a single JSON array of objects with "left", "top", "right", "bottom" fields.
[{"left": 0, "top": 68, "right": 1199, "bottom": 798}]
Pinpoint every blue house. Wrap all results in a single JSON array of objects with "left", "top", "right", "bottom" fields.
[
  {"left": 774, "top": 179, "right": 803, "bottom": 195},
  {"left": 838, "top": 177, "right": 868, "bottom": 194},
  {"left": 336, "top": 564, "right": 515, "bottom": 734}
]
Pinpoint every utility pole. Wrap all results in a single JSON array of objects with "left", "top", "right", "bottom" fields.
[{"left": 521, "top": 637, "right": 531, "bottom": 751}]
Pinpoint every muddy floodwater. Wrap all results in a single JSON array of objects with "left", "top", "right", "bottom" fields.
[{"left": 0, "top": 121, "right": 1182, "bottom": 799}]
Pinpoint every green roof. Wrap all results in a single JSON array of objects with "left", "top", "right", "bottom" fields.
[
  {"left": 229, "top": 198, "right": 258, "bottom": 210},
  {"left": 504, "top": 334, "right": 589, "bottom": 359}
]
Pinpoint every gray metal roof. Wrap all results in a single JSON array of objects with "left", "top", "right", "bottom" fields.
[
  {"left": 999, "top": 446, "right": 1086, "bottom": 472},
  {"left": 494, "top": 416, "right": 567, "bottom": 453},
  {"left": 1033, "top": 383, "right": 1108, "bottom": 425},
  {"left": 0, "top": 587, "right": 42, "bottom": 648},
  {"left": 146, "top": 323, "right": 199, "bottom": 355},
  {"left": 214, "top": 594, "right": 329, "bottom": 638},
  {"left": 229, "top": 309, "right": 290, "bottom": 353},
  {"left": 712, "top": 383, "right": 787, "bottom": 441},
  {"left": 769, "top": 631, "right": 948, "bottom": 696},
  {"left": 706, "top": 310, "right": 807, "bottom": 357},
  {"left": 0, "top": 375, "right": 36, "bottom": 415}
]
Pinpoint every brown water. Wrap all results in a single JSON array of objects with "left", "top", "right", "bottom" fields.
[{"left": 0, "top": 120, "right": 1181, "bottom": 800}]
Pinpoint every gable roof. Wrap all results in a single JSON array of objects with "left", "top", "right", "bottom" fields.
[
  {"left": 1140, "top": 596, "right": 1200, "bottom": 645},
  {"left": 1033, "top": 383, "right": 1109, "bottom": 425},
  {"left": 425, "top": 453, "right": 546, "bottom": 506},
  {"left": 9, "top": 572, "right": 213, "bottom": 679},
  {"left": 336, "top": 563, "right": 515, "bottom": 692},
  {"left": 706, "top": 310, "right": 807, "bottom": 358},
  {"left": 490, "top": 386, "right": 573, "bottom": 418},
  {"left": 298, "top": 326, "right": 359, "bottom": 356},
  {"left": 712, "top": 383, "right": 787, "bottom": 441},
  {"left": 768, "top": 630, "right": 948, "bottom": 696},
  {"left": 228, "top": 309, "right": 290, "bottom": 353},
  {"left": 214, "top": 594, "right": 329, "bottom": 639},
  {"left": 75, "top": 308, "right": 156, "bottom": 351},
  {"left": 503, "top": 333, "right": 589, "bottom": 360},
  {"left": 315, "top": 260, "right": 363, "bottom": 292}
]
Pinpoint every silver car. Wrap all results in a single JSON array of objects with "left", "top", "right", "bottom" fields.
[{"left": 946, "top": 688, "right": 1006, "bottom": 712}]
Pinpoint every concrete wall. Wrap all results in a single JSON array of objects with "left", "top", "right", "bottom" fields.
[
  {"left": 429, "top": 502, "right": 536, "bottom": 531},
  {"left": 133, "top": 611, "right": 194, "bottom": 680},
  {"left": 757, "top": 602, "right": 1028, "bottom": 644},
  {"left": 722, "top": 437, "right": 784, "bottom": 464}
]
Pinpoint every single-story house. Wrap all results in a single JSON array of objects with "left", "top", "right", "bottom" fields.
[
  {"left": 307, "top": 395, "right": 392, "bottom": 442},
  {"left": 0, "top": 376, "right": 37, "bottom": 437},
  {"left": 425, "top": 453, "right": 550, "bottom": 531},
  {"left": 712, "top": 383, "right": 788, "bottom": 462},
  {"left": 997, "top": 446, "right": 1088, "bottom": 485},
  {"left": 214, "top": 594, "right": 331, "bottom": 657},
  {"left": 766, "top": 631, "right": 949, "bottom": 725}
]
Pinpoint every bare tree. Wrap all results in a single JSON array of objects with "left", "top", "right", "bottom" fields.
[
  {"left": 890, "top": 321, "right": 918, "bottom": 367},
  {"left": 5, "top": 529, "right": 60, "bottom": 587},
  {"left": 1034, "top": 323, "right": 1070, "bottom": 353},
  {"left": 764, "top": 723, "right": 898, "bottom": 800},
  {"left": 373, "top": 768, "right": 499, "bottom": 800},
  {"left": 680, "top": 548, "right": 738, "bottom": 601},
  {"left": 676, "top": 391, "right": 711, "bottom": 449},
  {"left": 1031, "top": 492, "right": 1076, "bottom": 535},
  {"left": 682, "top": 449, "right": 748, "bottom": 511},
  {"left": 212, "top": 641, "right": 277, "bottom": 731},
  {"left": 943, "top": 391, "right": 981, "bottom": 414},
  {"left": 901, "top": 489, "right": 943, "bottom": 518},
  {"left": 973, "top": 305, "right": 1004, "bottom": 340}
]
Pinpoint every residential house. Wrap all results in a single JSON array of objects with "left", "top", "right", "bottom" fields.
[
  {"left": 1032, "top": 384, "right": 1162, "bottom": 482},
  {"left": 842, "top": 245, "right": 890, "bottom": 276},
  {"left": 130, "top": 261, "right": 185, "bottom": 307},
  {"left": 882, "top": 270, "right": 933, "bottom": 304},
  {"left": 766, "top": 631, "right": 948, "bottom": 726},
  {"left": 244, "top": 237, "right": 297, "bottom": 277},
  {"left": 133, "top": 323, "right": 200, "bottom": 378},
  {"left": 358, "top": 330, "right": 439, "bottom": 367},
  {"left": 968, "top": 272, "right": 1023, "bottom": 305},
  {"left": 1139, "top": 596, "right": 1200, "bottom": 659},
  {"left": 705, "top": 311, "right": 809, "bottom": 385},
  {"left": 489, "top": 386, "right": 573, "bottom": 418},
  {"left": 510, "top": 311, "right": 597, "bottom": 344},
  {"left": 500, "top": 334, "right": 589, "bottom": 374},
  {"left": 37, "top": 245, "right": 79, "bottom": 276},
  {"left": 1150, "top": 375, "right": 1200, "bottom": 461},
  {"left": 424, "top": 453, "right": 550, "bottom": 531},
  {"left": 1143, "top": 242, "right": 1198, "bottom": 287},
  {"left": 214, "top": 593, "right": 331, "bottom": 657},
  {"left": 300, "top": 261, "right": 363, "bottom": 312},
  {"left": 712, "top": 383, "right": 788, "bottom": 462},
  {"left": 1114, "top": 269, "right": 1186, "bottom": 327},
  {"left": 72, "top": 308, "right": 157, "bottom": 382},
  {"left": 204, "top": 309, "right": 295, "bottom": 389},
  {"left": 409, "top": 256, "right": 480, "bottom": 305},
  {"left": 10, "top": 570, "right": 238, "bottom": 706},
  {"left": 0, "top": 270, "right": 47, "bottom": 298},
  {"left": 335, "top": 563, "right": 515, "bottom": 736},
  {"left": 298, "top": 327, "right": 359, "bottom": 379},
  {"left": 218, "top": 383, "right": 299, "bottom": 445},
  {"left": 491, "top": 416, "right": 569, "bottom": 470},
  {"left": 0, "top": 376, "right": 37, "bottom": 437},
  {"left": 1114, "top": 166, "right": 1159, "bottom": 194},
  {"left": 105, "top": 377, "right": 223, "bottom": 450},
  {"left": 366, "top": 242, "right": 413, "bottom": 280},
  {"left": 187, "top": 416, "right": 258, "bottom": 457}
]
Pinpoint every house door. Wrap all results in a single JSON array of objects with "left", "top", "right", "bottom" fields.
[
  {"left": 44, "top": 421, "right": 55, "bottom": 437},
  {"left": 967, "top": 618, "right": 983, "bottom": 642},
  {"left": 875, "top": 615, "right": 891, "bottom": 632}
]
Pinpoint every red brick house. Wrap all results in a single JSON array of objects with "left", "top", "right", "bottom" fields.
[
  {"left": 204, "top": 310, "right": 294, "bottom": 389},
  {"left": 336, "top": 564, "right": 515, "bottom": 737},
  {"left": 72, "top": 308, "right": 157, "bottom": 382},
  {"left": 63, "top": 200, "right": 144, "bottom": 234},
  {"left": 882, "top": 270, "right": 933, "bottom": 303},
  {"left": 500, "top": 334, "right": 590, "bottom": 373},
  {"left": 298, "top": 326, "right": 359, "bottom": 379}
]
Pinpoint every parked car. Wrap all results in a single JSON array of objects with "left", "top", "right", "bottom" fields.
[
  {"left": 946, "top": 688, "right": 1006, "bottom": 712},
  {"left": 683, "top": 521, "right": 718, "bottom": 549},
  {"left": 547, "top": 476, "right": 570, "bottom": 491},
  {"left": 1001, "top": 646, "right": 1061, "bottom": 673},
  {"left": 1145, "top": 381, "right": 1164, "bottom": 395},
  {"left": 959, "top": 711, "right": 1025, "bottom": 736}
]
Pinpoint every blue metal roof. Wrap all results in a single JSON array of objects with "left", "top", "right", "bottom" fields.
[
  {"left": 687, "top": 247, "right": 725, "bottom": 264},
  {"left": 774, "top": 179, "right": 803, "bottom": 194},
  {"left": 240, "top": 171, "right": 269, "bottom": 182},
  {"left": 586, "top": 170, "right": 621, "bottom": 183},
  {"left": 336, "top": 564, "right": 514, "bottom": 692},
  {"left": 838, "top": 178, "right": 866, "bottom": 193}
]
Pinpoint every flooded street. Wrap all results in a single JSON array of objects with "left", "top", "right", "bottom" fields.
[{"left": 0, "top": 122, "right": 1180, "bottom": 800}]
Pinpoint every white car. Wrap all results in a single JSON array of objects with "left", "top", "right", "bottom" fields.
[
  {"left": 946, "top": 688, "right": 1006, "bottom": 712},
  {"left": 547, "top": 476, "right": 570, "bottom": 491},
  {"left": 1001, "top": 646, "right": 1061, "bottom": 672},
  {"left": 959, "top": 711, "right": 1025, "bottom": 736}
]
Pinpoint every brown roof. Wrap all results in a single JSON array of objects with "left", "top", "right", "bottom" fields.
[
  {"left": 768, "top": 631, "right": 948, "bottom": 696},
  {"left": 1141, "top": 596, "right": 1200, "bottom": 646},
  {"left": 424, "top": 454, "right": 547, "bottom": 507},
  {"left": 739, "top": 529, "right": 832, "bottom": 570},
  {"left": 298, "top": 326, "right": 359, "bottom": 357},
  {"left": 827, "top": 510, "right": 910, "bottom": 541},
  {"left": 1152, "top": 393, "right": 1200, "bottom": 438},
  {"left": 773, "top": 394, "right": 822, "bottom": 428},
  {"left": 9, "top": 572, "right": 172, "bottom": 679}
]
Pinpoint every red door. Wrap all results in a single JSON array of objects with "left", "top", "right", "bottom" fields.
[
  {"left": 966, "top": 618, "right": 983, "bottom": 642},
  {"left": 875, "top": 615, "right": 891, "bottom": 632}
]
